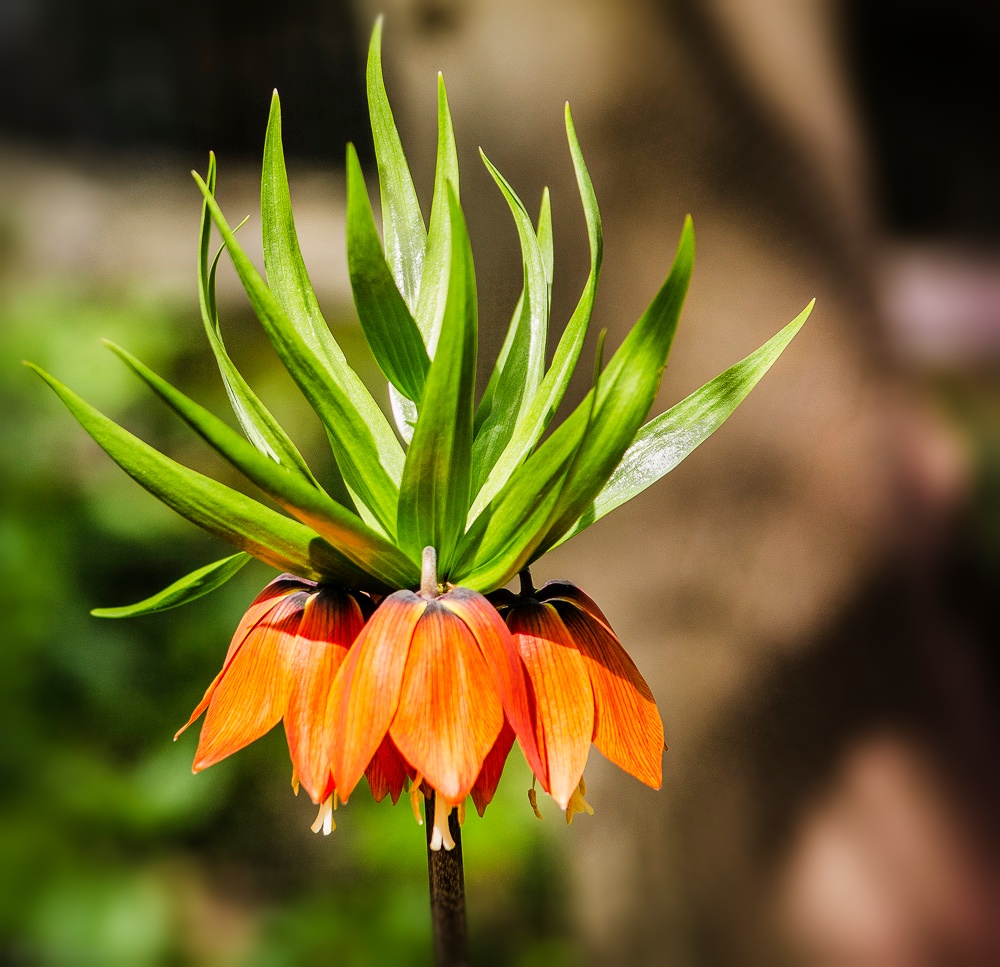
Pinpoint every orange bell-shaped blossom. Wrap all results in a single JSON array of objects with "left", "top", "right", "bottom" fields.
[
  {"left": 175, "top": 574, "right": 371, "bottom": 821},
  {"left": 323, "top": 553, "right": 543, "bottom": 850},
  {"left": 494, "top": 578, "right": 664, "bottom": 820}
]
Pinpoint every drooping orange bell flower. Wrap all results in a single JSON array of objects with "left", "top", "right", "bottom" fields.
[
  {"left": 323, "top": 573, "right": 543, "bottom": 850},
  {"left": 175, "top": 574, "right": 372, "bottom": 828},
  {"left": 493, "top": 578, "right": 665, "bottom": 822}
]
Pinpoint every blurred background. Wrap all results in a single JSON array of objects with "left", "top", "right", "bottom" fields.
[{"left": 2, "top": 0, "right": 999, "bottom": 963}]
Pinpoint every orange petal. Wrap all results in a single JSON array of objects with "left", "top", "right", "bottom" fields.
[
  {"left": 443, "top": 588, "right": 546, "bottom": 785},
  {"left": 389, "top": 601, "right": 503, "bottom": 804},
  {"left": 536, "top": 580, "right": 615, "bottom": 637},
  {"left": 283, "top": 588, "right": 367, "bottom": 803},
  {"left": 327, "top": 590, "right": 424, "bottom": 800},
  {"left": 555, "top": 603, "right": 664, "bottom": 789},
  {"left": 365, "top": 735, "right": 409, "bottom": 804},
  {"left": 471, "top": 718, "right": 516, "bottom": 817},
  {"left": 193, "top": 590, "right": 309, "bottom": 770},
  {"left": 508, "top": 601, "right": 594, "bottom": 809},
  {"left": 175, "top": 575, "right": 310, "bottom": 739}
]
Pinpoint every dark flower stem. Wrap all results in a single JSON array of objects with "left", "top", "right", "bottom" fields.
[
  {"left": 425, "top": 792, "right": 468, "bottom": 967},
  {"left": 519, "top": 566, "right": 536, "bottom": 598}
]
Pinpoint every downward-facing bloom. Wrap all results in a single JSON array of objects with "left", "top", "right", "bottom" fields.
[
  {"left": 492, "top": 579, "right": 664, "bottom": 822},
  {"left": 324, "top": 582, "right": 542, "bottom": 849},
  {"left": 175, "top": 574, "right": 371, "bottom": 827}
]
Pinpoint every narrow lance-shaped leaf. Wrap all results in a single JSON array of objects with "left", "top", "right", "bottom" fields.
[
  {"left": 471, "top": 153, "right": 549, "bottom": 492},
  {"left": 198, "top": 153, "right": 322, "bottom": 489},
  {"left": 104, "top": 342, "right": 418, "bottom": 590},
  {"left": 397, "top": 184, "right": 477, "bottom": 573},
  {"left": 474, "top": 188, "right": 551, "bottom": 434},
  {"left": 195, "top": 174, "right": 403, "bottom": 539},
  {"left": 533, "top": 217, "right": 694, "bottom": 555},
  {"left": 345, "top": 142, "right": 429, "bottom": 402},
  {"left": 455, "top": 217, "right": 693, "bottom": 582},
  {"left": 261, "top": 92, "right": 404, "bottom": 532},
  {"left": 552, "top": 300, "right": 815, "bottom": 547},
  {"left": 454, "top": 330, "right": 608, "bottom": 593},
  {"left": 468, "top": 104, "right": 603, "bottom": 523},
  {"left": 389, "top": 72, "right": 461, "bottom": 442},
  {"left": 367, "top": 15, "right": 426, "bottom": 308},
  {"left": 537, "top": 187, "right": 554, "bottom": 310},
  {"left": 26, "top": 364, "right": 359, "bottom": 584},
  {"left": 92, "top": 553, "right": 251, "bottom": 619}
]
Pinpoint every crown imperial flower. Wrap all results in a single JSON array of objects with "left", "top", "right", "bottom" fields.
[
  {"left": 494, "top": 578, "right": 664, "bottom": 820},
  {"left": 29, "top": 18, "right": 809, "bottom": 860}
]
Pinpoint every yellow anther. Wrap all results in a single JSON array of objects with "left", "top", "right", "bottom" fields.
[
  {"left": 290, "top": 768, "right": 300, "bottom": 796},
  {"left": 527, "top": 786, "right": 543, "bottom": 820},
  {"left": 410, "top": 775, "right": 425, "bottom": 825},
  {"left": 457, "top": 800, "right": 466, "bottom": 826},
  {"left": 565, "top": 779, "right": 594, "bottom": 825}
]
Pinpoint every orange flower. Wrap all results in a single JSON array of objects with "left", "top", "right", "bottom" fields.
[
  {"left": 493, "top": 580, "right": 664, "bottom": 822},
  {"left": 175, "top": 575, "right": 372, "bottom": 830},
  {"left": 324, "top": 585, "right": 542, "bottom": 850}
]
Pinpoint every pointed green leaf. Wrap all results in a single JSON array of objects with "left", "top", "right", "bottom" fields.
[
  {"left": 26, "top": 363, "right": 363, "bottom": 584},
  {"left": 474, "top": 189, "right": 551, "bottom": 436},
  {"left": 397, "top": 185, "right": 476, "bottom": 573},
  {"left": 471, "top": 153, "right": 549, "bottom": 492},
  {"left": 195, "top": 173, "right": 403, "bottom": 538},
  {"left": 105, "top": 343, "right": 418, "bottom": 589},
  {"left": 537, "top": 187, "right": 554, "bottom": 309},
  {"left": 454, "top": 330, "right": 607, "bottom": 592},
  {"left": 467, "top": 104, "right": 603, "bottom": 522},
  {"left": 345, "top": 143, "right": 429, "bottom": 402},
  {"left": 92, "top": 553, "right": 251, "bottom": 618},
  {"left": 388, "top": 72, "right": 462, "bottom": 442},
  {"left": 198, "top": 153, "right": 321, "bottom": 488},
  {"left": 553, "top": 300, "right": 815, "bottom": 547},
  {"left": 532, "top": 216, "right": 694, "bottom": 555},
  {"left": 261, "top": 92, "right": 405, "bottom": 532},
  {"left": 367, "top": 16, "right": 426, "bottom": 310}
]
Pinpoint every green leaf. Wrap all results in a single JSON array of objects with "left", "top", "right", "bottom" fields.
[
  {"left": 532, "top": 216, "right": 694, "bottom": 555},
  {"left": 467, "top": 104, "right": 603, "bottom": 522},
  {"left": 104, "top": 343, "right": 418, "bottom": 590},
  {"left": 388, "top": 72, "right": 462, "bottom": 442},
  {"left": 397, "top": 185, "right": 476, "bottom": 574},
  {"left": 474, "top": 189, "right": 551, "bottom": 435},
  {"left": 414, "top": 73, "right": 461, "bottom": 353},
  {"left": 453, "top": 330, "right": 607, "bottom": 592},
  {"left": 537, "top": 187, "right": 554, "bottom": 311},
  {"left": 471, "top": 153, "right": 549, "bottom": 493},
  {"left": 198, "top": 153, "right": 321, "bottom": 489},
  {"left": 26, "top": 363, "right": 361, "bottom": 584},
  {"left": 91, "top": 553, "right": 251, "bottom": 618},
  {"left": 195, "top": 172, "right": 403, "bottom": 539},
  {"left": 261, "top": 91, "right": 406, "bottom": 532},
  {"left": 553, "top": 299, "right": 815, "bottom": 546},
  {"left": 345, "top": 143, "right": 430, "bottom": 402},
  {"left": 367, "top": 16, "right": 426, "bottom": 310}
]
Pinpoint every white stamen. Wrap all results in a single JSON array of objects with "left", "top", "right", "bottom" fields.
[
  {"left": 429, "top": 794, "right": 456, "bottom": 851},
  {"left": 310, "top": 795, "right": 335, "bottom": 836}
]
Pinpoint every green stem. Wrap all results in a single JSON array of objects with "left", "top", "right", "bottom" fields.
[{"left": 425, "top": 792, "right": 468, "bottom": 966}]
